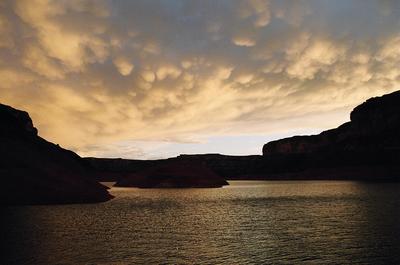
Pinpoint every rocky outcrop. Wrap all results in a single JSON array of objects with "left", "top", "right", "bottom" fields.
[
  {"left": 114, "top": 159, "right": 229, "bottom": 188},
  {"left": 263, "top": 91, "right": 400, "bottom": 155},
  {"left": 0, "top": 103, "right": 113, "bottom": 205},
  {"left": 259, "top": 90, "right": 400, "bottom": 181}
]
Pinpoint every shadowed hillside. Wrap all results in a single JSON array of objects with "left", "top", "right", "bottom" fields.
[
  {"left": 114, "top": 159, "right": 229, "bottom": 188},
  {"left": 0, "top": 104, "right": 113, "bottom": 205}
]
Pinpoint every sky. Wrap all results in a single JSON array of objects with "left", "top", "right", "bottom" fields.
[{"left": 1, "top": 0, "right": 399, "bottom": 159}]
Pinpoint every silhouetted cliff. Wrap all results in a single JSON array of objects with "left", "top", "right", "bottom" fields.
[
  {"left": 0, "top": 103, "right": 113, "bottom": 205},
  {"left": 260, "top": 91, "right": 400, "bottom": 180},
  {"left": 263, "top": 91, "right": 400, "bottom": 155}
]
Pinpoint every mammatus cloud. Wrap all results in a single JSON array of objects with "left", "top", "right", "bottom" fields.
[{"left": 0, "top": 0, "right": 399, "bottom": 158}]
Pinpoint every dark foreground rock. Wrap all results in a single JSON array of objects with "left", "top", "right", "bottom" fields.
[
  {"left": 0, "top": 103, "right": 113, "bottom": 205},
  {"left": 114, "top": 159, "right": 228, "bottom": 188},
  {"left": 87, "top": 90, "right": 400, "bottom": 182}
]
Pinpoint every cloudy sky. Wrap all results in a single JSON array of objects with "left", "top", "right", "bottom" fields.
[{"left": 1, "top": 0, "right": 399, "bottom": 159}]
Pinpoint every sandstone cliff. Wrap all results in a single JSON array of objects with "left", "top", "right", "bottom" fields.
[{"left": 263, "top": 91, "right": 400, "bottom": 155}]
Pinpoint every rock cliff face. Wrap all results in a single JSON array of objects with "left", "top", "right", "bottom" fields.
[
  {"left": 0, "top": 103, "right": 113, "bottom": 205},
  {"left": 263, "top": 91, "right": 400, "bottom": 155},
  {"left": 114, "top": 159, "right": 229, "bottom": 188},
  {"left": 258, "top": 90, "right": 400, "bottom": 181}
]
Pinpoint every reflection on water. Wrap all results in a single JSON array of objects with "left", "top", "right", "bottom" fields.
[{"left": 2, "top": 181, "right": 400, "bottom": 264}]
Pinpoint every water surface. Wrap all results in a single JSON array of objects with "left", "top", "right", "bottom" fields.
[{"left": 2, "top": 181, "right": 400, "bottom": 264}]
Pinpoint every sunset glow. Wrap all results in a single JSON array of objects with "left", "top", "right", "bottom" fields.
[{"left": 1, "top": 0, "right": 399, "bottom": 158}]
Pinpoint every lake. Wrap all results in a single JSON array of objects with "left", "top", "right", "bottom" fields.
[{"left": 2, "top": 181, "right": 400, "bottom": 264}]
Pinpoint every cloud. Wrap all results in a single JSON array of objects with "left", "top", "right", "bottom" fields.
[
  {"left": 232, "top": 36, "right": 256, "bottom": 47},
  {"left": 113, "top": 56, "right": 134, "bottom": 76},
  {"left": 140, "top": 70, "right": 156, "bottom": 83},
  {"left": 1, "top": 0, "right": 400, "bottom": 158}
]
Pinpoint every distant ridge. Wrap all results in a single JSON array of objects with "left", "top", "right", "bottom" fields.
[{"left": 86, "top": 90, "right": 400, "bottom": 182}]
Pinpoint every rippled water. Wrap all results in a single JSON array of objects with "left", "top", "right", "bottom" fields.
[{"left": 2, "top": 181, "right": 400, "bottom": 264}]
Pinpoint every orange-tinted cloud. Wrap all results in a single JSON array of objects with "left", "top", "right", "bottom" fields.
[{"left": 1, "top": 0, "right": 399, "bottom": 158}]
